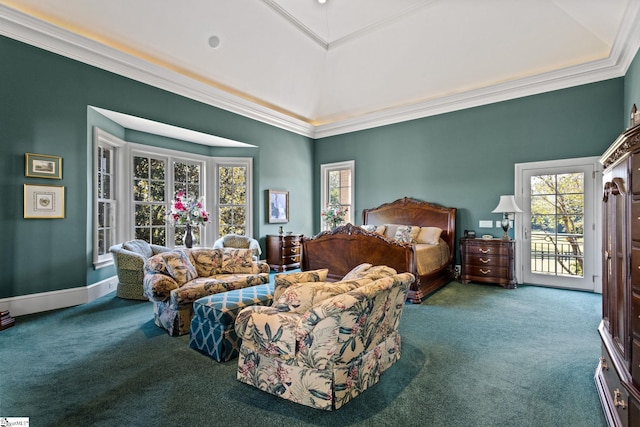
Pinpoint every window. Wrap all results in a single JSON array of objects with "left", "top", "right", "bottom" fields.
[
  {"left": 321, "top": 160, "right": 354, "bottom": 228},
  {"left": 132, "top": 153, "right": 168, "bottom": 245},
  {"left": 93, "top": 128, "right": 253, "bottom": 267},
  {"left": 214, "top": 159, "right": 252, "bottom": 238},
  {"left": 93, "top": 128, "right": 126, "bottom": 268}
]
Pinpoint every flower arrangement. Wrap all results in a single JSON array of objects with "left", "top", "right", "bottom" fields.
[
  {"left": 168, "top": 190, "right": 210, "bottom": 226},
  {"left": 322, "top": 204, "right": 348, "bottom": 229}
]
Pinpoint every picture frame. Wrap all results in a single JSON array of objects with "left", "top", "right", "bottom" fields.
[
  {"left": 268, "top": 190, "right": 289, "bottom": 223},
  {"left": 24, "top": 184, "right": 65, "bottom": 219},
  {"left": 25, "top": 153, "right": 62, "bottom": 179}
]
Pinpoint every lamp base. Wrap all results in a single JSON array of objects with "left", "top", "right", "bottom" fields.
[{"left": 501, "top": 215, "right": 510, "bottom": 240}]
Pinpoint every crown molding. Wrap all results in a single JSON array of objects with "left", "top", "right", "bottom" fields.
[
  {"left": 1, "top": 3, "right": 639, "bottom": 141},
  {"left": 0, "top": 5, "right": 316, "bottom": 138}
]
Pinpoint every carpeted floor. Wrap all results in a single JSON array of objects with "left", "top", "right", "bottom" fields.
[{"left": 0, "top": 281, "right": 606, "bottom": 426}]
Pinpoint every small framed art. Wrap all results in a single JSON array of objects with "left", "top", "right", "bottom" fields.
[
  {"left": 24, "top": 184, "right": 65, "bottom": 219},
  {"left": 25, "top": 153, "right": 62, "bottom": 179},
  {"left": 268, "top": 190, "right": 289, "bottom": 223}
]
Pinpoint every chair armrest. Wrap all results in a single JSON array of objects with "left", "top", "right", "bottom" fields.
[
  {"left": 110, "top": 249, "right": 146, "bottom": 270},
  {"left": 248, "top": 239, "right": 262, "bottom": 257},
  {"left": 273, "top": 269, "right": 328, "bottom": 300},
  {"left": 143, "top": 273, "right": 179, "bottom": 302},
  {"left": 236, "top": 306, "right": 302, "bottom": 359},
  {"left": 150, "top": 244, "right": 171, "bottom": 255}
]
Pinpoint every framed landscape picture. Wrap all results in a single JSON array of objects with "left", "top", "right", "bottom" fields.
[
  {"left": 268, "top": 190, "right": 289, "bottom": 223},
  {"left": 25, "top": 153, "right": 62, "bottom": 179},
  {"left": 24, "top": 184, "right": 65, "bottom": 219}
]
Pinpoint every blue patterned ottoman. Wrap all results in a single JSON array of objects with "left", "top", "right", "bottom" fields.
[{"left": 189, "top": 283, "right": 274, "bottom": 362}]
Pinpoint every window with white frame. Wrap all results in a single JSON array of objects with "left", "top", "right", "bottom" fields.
[
  {"left": 93, "top": 128, "right": 253, "bottom": 267},
  {"left": 320, "top": 160, "right": 355, "bottom": 228},
  {"left": 216, "top": 161, "right": 251, "bottom": 237},
  {"left": 93, "top": 128, "right": 126, "bottom": 268}
]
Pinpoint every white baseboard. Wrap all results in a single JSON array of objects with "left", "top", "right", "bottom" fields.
[{"left": 0, "top": 276, "right": 118, "bottom": 317}]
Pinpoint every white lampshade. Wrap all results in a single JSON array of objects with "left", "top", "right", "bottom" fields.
[{"left": 492, "top": 195, "right": 523, "bottom": 214}]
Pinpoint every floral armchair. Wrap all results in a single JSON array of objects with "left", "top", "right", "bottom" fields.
[
  {"left": 109, "top": 239, "right": 171, "bottom": 300},
  {"left": 144, "top": 248, "right": 270, "bottom": 336},
  {"left": 235, "top": 265, "right": 414, "bottom": 410}
]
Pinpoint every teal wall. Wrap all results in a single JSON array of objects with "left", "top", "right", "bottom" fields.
[
  {"left": 1, "top": 33, "right": 637, "bottom": 300},
  {"left": 0, "top": 36, "right": 313, "bottom": 298},
  {"left": 314, "top": 79, "right": 624, "bottom": 249},
  {"left": 625, "top": 47, "right": 640, "bottom": 126}
]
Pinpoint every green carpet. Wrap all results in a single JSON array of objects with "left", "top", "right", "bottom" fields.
[{"left": 0, "top": 281, "right": 606, "bottom": 426}]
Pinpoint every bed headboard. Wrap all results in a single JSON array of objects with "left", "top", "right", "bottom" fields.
[{"left": 362, "top": 197, "right": 457, "bottom": 254}]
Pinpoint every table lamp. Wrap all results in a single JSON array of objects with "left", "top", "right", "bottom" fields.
[{"left": 492, "top": 195, "right": 522, "bottom": 240}]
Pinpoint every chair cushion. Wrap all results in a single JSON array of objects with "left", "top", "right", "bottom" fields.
[
  {"left": 188, "top": 248, "right": 224, "bottom": 276},
  {"left": 122, "top": 239, "right": 153, "bottom": 258},
  {"left": 222, "top": 234, "right": 251, "bottom": 249},
  {"left": 342, "top": 264, "right": 397, "bottom": 281},
  {"left": 273, "top": 269, "right": 329, "bottom": 301},
  {"left": 162, "top": 251, "right": 198, "bottom": 286},
  {"left": 274, "top": 278, "right": 372, "bottom": 313}
]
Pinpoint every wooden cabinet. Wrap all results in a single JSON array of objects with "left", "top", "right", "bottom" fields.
[
  {"left": 266, "top": 234, "right": 302, "bottom": 272},
  {"left": 459, "top": 238, "right": 515, "bottom": 289},
  {"left": 596, "top": 124, "right": 640, "bottom": 427}
]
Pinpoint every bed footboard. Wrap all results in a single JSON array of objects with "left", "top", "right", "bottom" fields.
[{"left": 302, "top": 224, "right": 415, "bottom": 282}]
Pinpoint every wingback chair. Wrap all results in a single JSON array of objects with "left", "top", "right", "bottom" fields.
[
  {"left": 213, "top": 234, "right": 262, "bottom": 261},
  {"left": 235, "top": 265, "right": 414, "bottom": 410},
  {"left": 109, "top": 240, "right": 171, "bottom": 300}
]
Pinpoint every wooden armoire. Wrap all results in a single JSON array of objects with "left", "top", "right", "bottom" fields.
[{"left": 596, "top": 123, "right": 640, "bottom": 426}]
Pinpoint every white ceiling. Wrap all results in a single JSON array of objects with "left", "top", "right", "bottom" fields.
[{"left": 2, "top": 0, "right": 640, "bottom": 138}]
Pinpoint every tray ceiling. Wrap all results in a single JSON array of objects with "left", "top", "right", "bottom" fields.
[{"left": 1, "top": 0, "right": 640, "bottom": 138}]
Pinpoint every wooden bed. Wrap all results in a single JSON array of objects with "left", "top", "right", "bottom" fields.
[{"left": 301, "top": 197, "right": 457, "bottom": 303}]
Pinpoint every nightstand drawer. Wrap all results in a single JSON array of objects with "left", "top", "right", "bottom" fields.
[
  {"left": 460, "top": 238, "right": 515, "bottom": 289},
  {"left": 464, "top": 265, "right": 509, "bottom": 279}
]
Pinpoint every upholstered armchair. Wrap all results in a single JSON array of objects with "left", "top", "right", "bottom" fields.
[
  {"left": 109, "top": 240, "right": 171, "bottom": 300},
  {"left": 213, "top": 234, "right": 261, "bottom": 261},
  {"left": 235, "top": 265, "right": 414, "bottom": 410}
]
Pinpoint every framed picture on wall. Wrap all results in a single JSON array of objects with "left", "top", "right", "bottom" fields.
[
  {"left": 25, "top": 153, "right": 62, "bottom": 179},
  {"left": 24, "top": 184, "right": 65, "bottom": 219},
  {"left": 268, "top": 190, "right": 289, "bottom": 223}
]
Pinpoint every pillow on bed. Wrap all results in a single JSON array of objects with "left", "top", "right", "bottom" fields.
[
  {"left": 416, "top": 227, "right": 443, "bottom": 245},
  {"left": 384, "top": 224, "right": 403, "bottom": 240},
  {"left": 360, "top": 224, "right": 386, "bottom": 235},
  {"left": 394, "top": 225, "right": 420, "bottom": 243}
]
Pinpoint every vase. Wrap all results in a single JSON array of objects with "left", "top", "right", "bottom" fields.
[{"left": 184, "top": 224, "right": 194, "bottom": 248}]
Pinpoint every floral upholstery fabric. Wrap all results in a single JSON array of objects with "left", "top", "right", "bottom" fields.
[
  {"left": 273, "top": 278, "right": 373, "bottom": 314},
  {"left": 236, "top": 271, "right": 414, "bottom": 410},
  {"left": 273, "top": 269, "right": 328, "bottom": 300},
  {"left": 394, "top": 225, "right": 420, "bottom": 243},
  {"left": 341, "top": 264, "right": 397, "bottom": 281},
  {"left": 143, "top": 248, "right": 270, "bottom": 336}
]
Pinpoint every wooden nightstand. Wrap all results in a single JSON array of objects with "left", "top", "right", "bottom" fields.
[
  {"left": 460, "top": 238, "right": 516, "bottom": 289},
  {"left": 266, "top": 234, "right": 303, "bottom": 272}
]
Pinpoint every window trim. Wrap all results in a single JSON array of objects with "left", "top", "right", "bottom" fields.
[
  {"left": 93, "top": 127, "right": 127, "bottom": 269},
  {"left": 320, "top": 160, "right": 355, "bottom": 227},
  {"left": 92, "top": 127, "right": 254, "bottom": 267}
]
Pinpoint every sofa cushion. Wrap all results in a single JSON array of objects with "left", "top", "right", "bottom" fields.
[
  {"left": 162, "top": 250, "right": 198, "bottom": 287},
  {"left": 273, "top": 269, "right": 329, "bottom": 301},
  {"left": 188, "top": 248, "right": 224, "bottom": 277},
  {"left": 221, "top": 248, "right": 255, "bottom": 273},
  {"left": 122, "top": 239, "right": 153, "bottom": 258}
]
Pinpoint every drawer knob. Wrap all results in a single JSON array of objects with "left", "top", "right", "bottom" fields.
[
  {"left": 479, "top": 248, "right": 491, "bottom": 254},
  {"left": 600, "top": 356, "right": 609, "bottom": 370},
  {"left": 480, "top": 258, "right": 491, "bottom": 264},
  {"left": 614, "top": 389, "right": 627, "bottom": 409},
  {"left": 480, "top": 268, "right": 491, "bottom": 275}
]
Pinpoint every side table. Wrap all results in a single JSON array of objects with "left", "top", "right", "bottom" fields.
[{"left": 460, "top": 238, "right": 516, "bottom": 289}]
